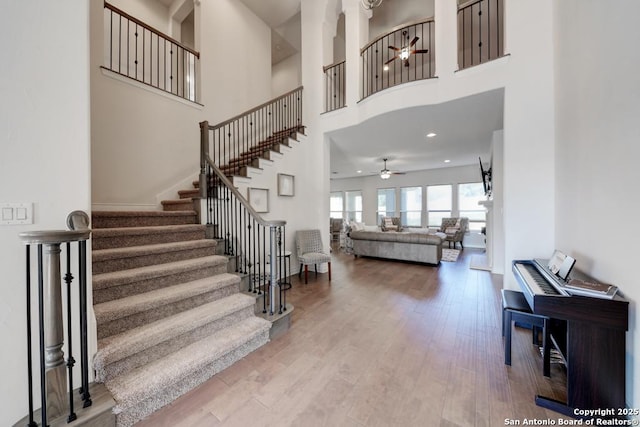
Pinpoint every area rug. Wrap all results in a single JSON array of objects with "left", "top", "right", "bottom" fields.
[{"left": 442, "top": 248, "right": 460, "bottom": 262}]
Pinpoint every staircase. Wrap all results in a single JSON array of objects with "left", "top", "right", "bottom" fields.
[{"left": 91, "top": 210, "right": 271, "bottom": 427}]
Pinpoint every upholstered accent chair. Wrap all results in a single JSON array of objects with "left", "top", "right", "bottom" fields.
[
  {"left": 330, "top": 218, "right": 343, "bottom": 242},
  {"left": 295, "top": 229, "right": 331, "bottom": 284},
  {"left": 380, "top": 216, "right": 402, "bottom": 232},
  {"left": 439, "top": 217, "right": 469, "bottom": 249}
]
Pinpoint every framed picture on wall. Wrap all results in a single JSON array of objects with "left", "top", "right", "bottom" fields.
[
  {"left": 248, "top": 188, "right": 269, "bottom": 213},
  {"left": 278, "top": 174, "right": 295, "bottom": 197}
]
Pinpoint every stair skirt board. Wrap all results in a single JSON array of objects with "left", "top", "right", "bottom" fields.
[{"left": 108, "top": 318, "right": 271, "bottom": 427}]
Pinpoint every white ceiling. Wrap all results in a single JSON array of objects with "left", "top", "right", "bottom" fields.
[{"left": 328, "top": 89, "right": 504, "bottom": 179}]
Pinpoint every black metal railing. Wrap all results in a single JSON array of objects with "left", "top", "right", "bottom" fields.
[
  {"left": 323, "top": 60, "right": 346, "bottom": 112},
  {"left": 457, "top": 0, "right": 504, "bottom": 70},
  {"left": 205, "top": 87, "right": 303, "bottom": 177},
  {"left": 200, "top": 126, "right": 290, "bottom": 316},
  {"left": 361, "top": 18, "right": 435, "bottom": 100},
  {"left": 19, "top": 212, "right": 92, "bottom": 426},
  {"left": 103, "top": 1, "right": 200, "bottom": 102}
]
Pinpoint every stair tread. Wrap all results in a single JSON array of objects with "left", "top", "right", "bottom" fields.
[
  {"left": 94, "top": 273, "right": 240, "bottom": 323},
  {"left": 106, "top": 316, "right": 271, "bottom": 407},
  {"left": 93, "top": 256, "right": 228, "bottom": 289},
  {"left": 95, "top": 292, "right": 255, "bottom": 368},
  {"left": 92, "top": 224, "right": 205, "bottom": 237},
  {"left": 93, "top": 210, "right": 196, "bottom": 218},
  {"left": 93, "top": 239, "right": 216, "bottom": 262}
]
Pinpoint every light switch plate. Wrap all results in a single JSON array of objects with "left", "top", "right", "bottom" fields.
[{"left": 0, "top": 202, "right": 33, "bottom": 225}]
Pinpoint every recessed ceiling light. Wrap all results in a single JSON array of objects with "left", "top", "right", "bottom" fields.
[
  {"left": 444, "top": 159, "right": 451, "bottom": 163},
  {"left": 356, "top": 170, "right": 362, "bottom": 174},
  {"left": 383, "top": 65, "right": 389, "bottom": 71},
  {"left": 426, "top": 132, "right": 437, "bottom": 138}
]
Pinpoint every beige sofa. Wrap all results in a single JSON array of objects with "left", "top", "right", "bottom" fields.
[{"left": 349, "top": 229, "right": 444, "bottom": 265}]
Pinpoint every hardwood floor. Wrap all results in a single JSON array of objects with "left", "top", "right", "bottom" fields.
[{"left": 137, "top": 247, "right": 570, "bottom": 427}]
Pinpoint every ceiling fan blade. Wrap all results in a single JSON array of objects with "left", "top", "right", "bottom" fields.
[
  {"left": 384, "top": 56, "right": 398, "bottom": 65},
  {"left": 409, "top": 36, "right": 419, "bottom": 47},
  {"left": 388, "top": 45, "right": 401, "bottom": 51},
  {"left": 412, "top": 49, "right": 429, "bottom": 54},
  {"left": 391, "top": 171, "right": 406, "bottom": 175}
]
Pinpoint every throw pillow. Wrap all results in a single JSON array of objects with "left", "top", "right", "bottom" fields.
[{"left": 445, "top": 226, "right": 459, "bottom": 234}]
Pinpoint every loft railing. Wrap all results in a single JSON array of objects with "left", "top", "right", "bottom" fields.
[
  {"left": 457, "top": 0, "right": 504, "bottom": 70},
  {"left": 200, "top": 123, "right": 289, "bottom": 316},
  {"left": 18, "top": 211, "right": 92, "bottom": 427},
  {"left": 361, "top": 18, "right": 435, "bottom": 100},
  {"left": 206, "top": 87, "right": 303, "bottom": 177},
  {"left": 103, "top": 1, "right": 199, "bottom": 102},
  {"left": 323, "top": 60, "right": 346, "bottom": 112}
]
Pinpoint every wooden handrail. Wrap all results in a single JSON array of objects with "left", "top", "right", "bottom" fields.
[
  {"left": 323, "top": 60, "right": 346, "bottom": 73},
  {"left": 361, "top": 17, "right": 435, "bottom": 54},
  {"left": 104, "top": 1, "right": 200, "bottom": 58},
  {"left": 204, "top": 155, "right": 285, "bottom": 228},
  {"left": 208, "top": 86, "right": 303, "bottom": 131},
  {"left": 458, "top": 0, "right": 483, "bottom": 10}
]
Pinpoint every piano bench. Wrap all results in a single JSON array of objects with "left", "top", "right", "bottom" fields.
[{"left": 501, "top": 289, "right": 551, "bottom": 377}]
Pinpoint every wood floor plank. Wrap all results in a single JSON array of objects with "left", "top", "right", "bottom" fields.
[{"left": 135, "top": 247, "right": 569, "bottom": 426}]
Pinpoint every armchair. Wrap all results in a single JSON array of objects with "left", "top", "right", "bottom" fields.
[
  {"left": 295, "top": 229, "right": 331, "bottom": 284},
  {"left": 439, "top": 217, "right": 469, "bottom": 249}
]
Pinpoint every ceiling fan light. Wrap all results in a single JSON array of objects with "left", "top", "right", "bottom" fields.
[
  {"left": 400, "top": 48, "right": 410, "bottom": 61},
  {"left": 380, "top": 170, "right": 391, "bottom": 179}
]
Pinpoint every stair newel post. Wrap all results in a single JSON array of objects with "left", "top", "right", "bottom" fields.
[
  {"left": 42, "top": 240, "right": 68, "bottom": 422},
  {"left": 268, "top": 225, "right": 279, "bottom": 316}
]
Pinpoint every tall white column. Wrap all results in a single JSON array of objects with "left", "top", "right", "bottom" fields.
[{"left": 342, "top": 0, "right": 371, "bottom": 106}]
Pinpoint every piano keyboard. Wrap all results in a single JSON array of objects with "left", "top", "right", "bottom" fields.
[{"left": 514, "top": 262, "right": 561, "bottom": 296}]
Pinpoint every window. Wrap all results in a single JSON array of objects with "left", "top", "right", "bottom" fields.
[
  {"left": 458, "top": 182, "right": 486, "bottom": 231},
  {"left": 330, "top": 192, "right": 344, "bottom": 219},
  {"left": 427, "top": 185, "right": 452, "bottom": 227},
  {"left": 400, "top": 187, "right": 422, "bottom": 227},
  {"left": 377, "top": 188, "right": 396, "bottom": 224},
  {"left": 345, "top": 191, "right": 363, "bottom": 222}
]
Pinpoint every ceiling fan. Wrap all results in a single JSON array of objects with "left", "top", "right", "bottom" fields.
[
  {"left": 385, "top": 31, "right": 429, "bottom": 68},
  {"left": 379, "top": 158, "right": 405, "bottom": 179}
]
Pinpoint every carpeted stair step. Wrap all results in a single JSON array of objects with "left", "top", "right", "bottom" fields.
[
  {"left": 94, "top": 292, "right": 257, "bottom": 382},
  {"left": 178, "top": 189, "right": 200, "bottom": 199},
  {"left": 92, "top": 239, "right": 217, "bottom": 274},
  {"left": 92, "top": 224, "right": 206, "bottom": 250},
  {"left": 161, "top": 198, "right": 194, "bottom": 211},
  {"left": 93, "top": 255, "right": 228, "bottom": 304},
  {"left": 92, "top": 211, "right": 197, "bottom": 228},
  {"left": 107, "top": 316, "right": 271, "bottom": 427},
  {"left": 94, "top": 272, "right": 241, "bottom": 339}
]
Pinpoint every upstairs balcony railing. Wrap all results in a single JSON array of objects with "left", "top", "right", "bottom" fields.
[
  {"left": 103, "top": 1, "right": 200, "bottom": 102},
  {"left": 323, "top": 60, "right": 346, "bottom": 112},
  {"left": 457, "top": 0, "right": 504, "bottom": 70},
  {"left": 361, "top": 18, "right": 435, "bottom": 100},
  {"left": 18, "top": 212, "right": 92, "bottom": 427}
]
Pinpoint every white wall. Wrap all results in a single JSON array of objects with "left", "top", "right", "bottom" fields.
[
  {"left": 553, "top": 0, "right": 640, "bottom": 410},
  {"left": 92, "top": 0, "right": 273, "bottom": 209},
  {"left": 369, "top": 0, "right": 435, "bottom": 41},
  {"left": 0, "top": 3, "right": 91, "bottom": 425},
  {"left": 272, "top": 52, "right": 302, "bottom": 96}
]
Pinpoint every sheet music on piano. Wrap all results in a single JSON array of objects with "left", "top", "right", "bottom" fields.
[{"left": 535, "top": 250, "right": 619, "bottom": 299}]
